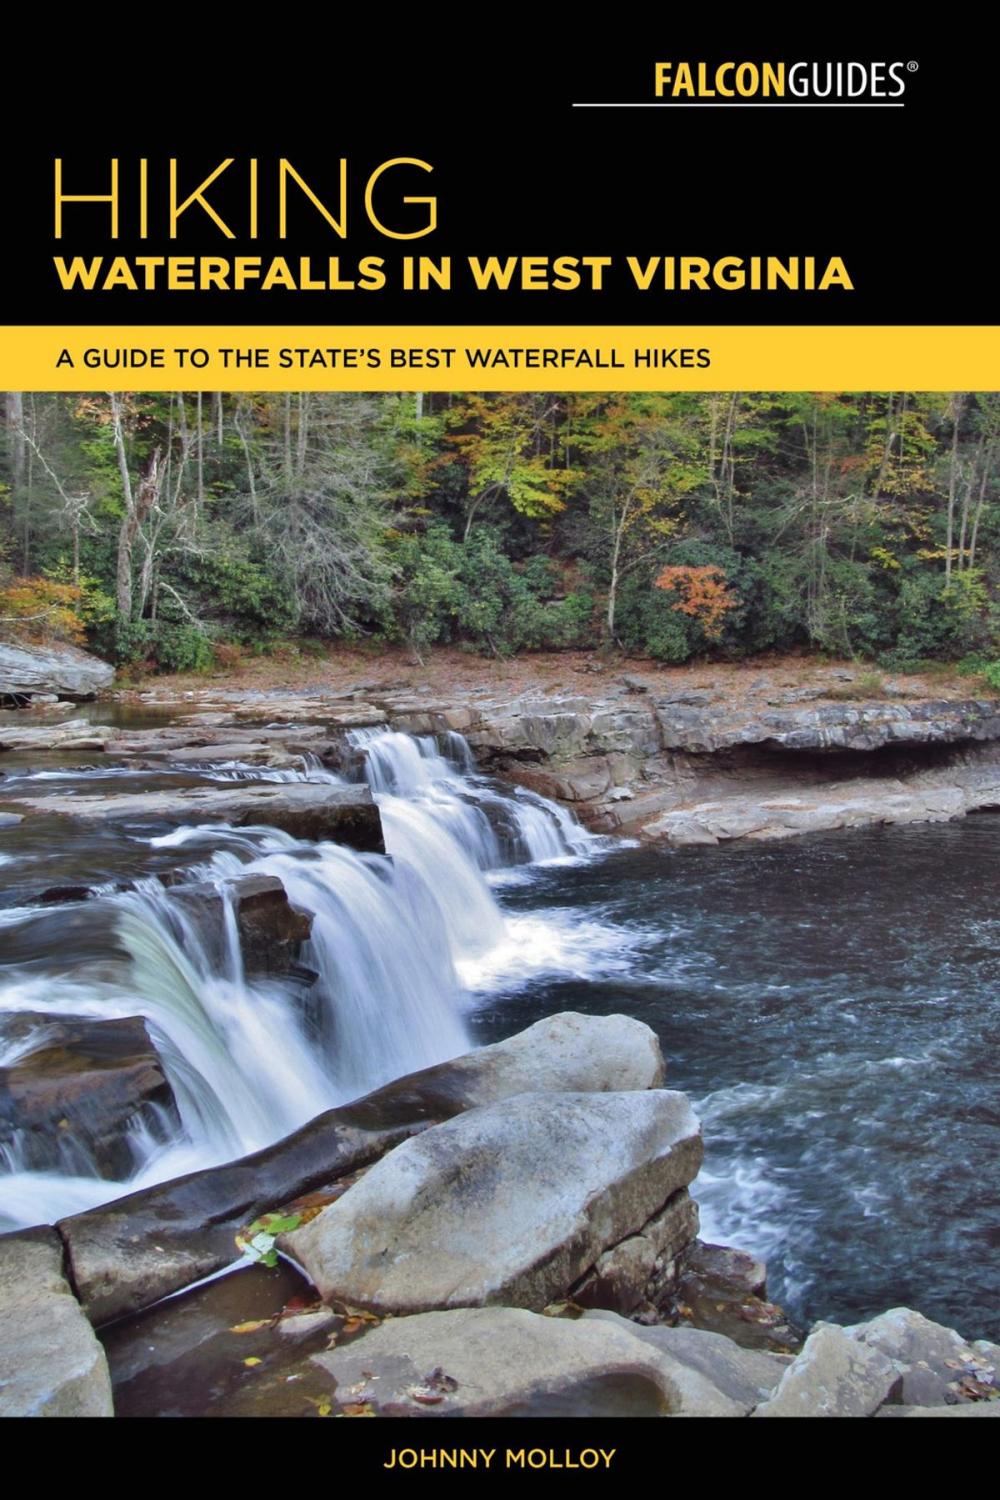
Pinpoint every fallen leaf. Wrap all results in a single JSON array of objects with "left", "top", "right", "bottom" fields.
[
  {"left": 229, "top": 1319, "right": 272, "bottom": 1335},
  {"left": 337, "top": 1403, "right": 375, "bottom": 1417},
  {"left": 243, "top": 1357, "right": 262, "bottom": 1368}
]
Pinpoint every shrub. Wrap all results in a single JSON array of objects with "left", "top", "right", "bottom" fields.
[
  {"left": 827, "top": 670, "right": 889, "bottom": 701},
  {"left": 111, "top": 619, "right": 214, "bottom": 674},
  {"left": 615, "top": 576, "right": 693, "bottom": 662},
  {"left": 0, "top": 576, "right": 87, "bottom": 645},
  {"left": 882, "top": 569, "right": 989, "bottom": 666}
]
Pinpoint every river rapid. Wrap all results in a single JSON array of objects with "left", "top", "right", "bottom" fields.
[{"left": 1, "top": 717, "right": 997, "bottom": 1338}]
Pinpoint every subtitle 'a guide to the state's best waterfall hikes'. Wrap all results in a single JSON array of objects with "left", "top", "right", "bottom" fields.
[{"left": 0, "top": 29, "right": 997, "bottom": 1459}]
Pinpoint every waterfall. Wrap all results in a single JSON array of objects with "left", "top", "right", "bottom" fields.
[{"left": 0, "top": 727, "right": 598, "bottom": 1230}]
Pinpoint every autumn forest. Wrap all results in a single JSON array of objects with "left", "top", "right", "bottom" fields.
[{"left": 1, "top": 390, "right": 998, "bottom": 679}]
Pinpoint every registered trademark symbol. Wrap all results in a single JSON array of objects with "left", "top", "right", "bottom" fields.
[{"left": 907, "top": 60, "right": 919, "bottom": 72}]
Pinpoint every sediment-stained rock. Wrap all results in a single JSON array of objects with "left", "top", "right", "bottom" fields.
[{"left": 168, "top": 873, "right": 313, "bottom": 977}]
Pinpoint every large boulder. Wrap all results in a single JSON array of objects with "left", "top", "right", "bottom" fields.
[
  {"left": 282, "top": 1089, "right": 703, "bottom": 1315},
  {"left": 0, "top": 1227, "right": 113, "bottom": 1416},
  {"left": 0, "top": 641, "right": 114, "bottom": 701},
  {"left": 752, "top": 1323, "right": 900, "bottom": 1417},
  {"left": 56, "top": 1016, "right": 670, "bottom": 1325},
  {"left": 364, "top": 1012, "right": 665, "bottom": 1113},
  {"left": 0, "top": 1013, "right": 178, "bottom": 1179},
  {"left": 309, "top": 1305, "right": 744, "bottom": 1417}
]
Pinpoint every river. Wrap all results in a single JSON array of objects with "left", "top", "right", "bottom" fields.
[{"left": 1, "top": 720, "right": 998, "bottom": 1339}]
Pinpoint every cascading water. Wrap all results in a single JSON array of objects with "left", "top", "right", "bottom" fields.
[{"left": 0, "top": 727, "right": 599, "bottom": 1231}]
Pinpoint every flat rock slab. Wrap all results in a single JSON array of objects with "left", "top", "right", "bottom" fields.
[
  {"left": 311, "top": 1305, "right": 744, "bottom": 1417},
  {"left": 0, "top": 1227, "right": 113, "bottom": 1416},
  {"left": 8, "top": 782, "right": 385, "bottom": 853},
  {"left": 282, "top": 1089, "right": 703, "bottom": 1315},
  {"left": 0, "top": 718, "right": 114, "bottom": 753},
  {"left": 753, "top": 1322, "right": 900, "bottom": 1417}
]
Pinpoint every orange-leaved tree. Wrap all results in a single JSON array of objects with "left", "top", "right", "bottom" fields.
[
  {"left": 0, "top": 576, "right": 86, "bottom": 644},
  {"left": 654, "top": 564, "right": 737, "bottom": 642}
]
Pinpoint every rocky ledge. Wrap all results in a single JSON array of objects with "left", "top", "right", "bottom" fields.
[
  {"left": 6, "top": 663, "right": 1000, "bottom": 846},
  {"left": 1, "top": 1013, "right": 996, "bottom": 1418},
  {"left": 462, "top": 678, "right": 1000, "bottom": 844}
]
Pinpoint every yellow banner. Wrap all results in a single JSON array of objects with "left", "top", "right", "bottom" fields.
[{"left": 1, "top": 326, "right": 997, "bottom": 390}]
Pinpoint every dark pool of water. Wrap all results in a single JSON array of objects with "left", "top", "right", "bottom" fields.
[{"left": 473, "top": 819, "right": 1000, "bottom": 1340}]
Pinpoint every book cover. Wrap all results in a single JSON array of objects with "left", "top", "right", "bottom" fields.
[{"left": 0, "top": 32, "right": 997, "bottom": 1451}]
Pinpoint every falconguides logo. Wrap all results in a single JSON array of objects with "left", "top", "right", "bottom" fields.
[{"left": 650, "top": 59, "right": 917, "bottom": 103}]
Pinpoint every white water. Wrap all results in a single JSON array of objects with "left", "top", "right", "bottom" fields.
[{"left": 0, "top": 728, "right": 600, "bottom": 1230}]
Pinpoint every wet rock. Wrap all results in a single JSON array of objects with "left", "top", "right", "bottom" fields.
[
  {"left": 169, "top": 874, "right": 313, "bottom": 978},
  {"left": 0, "top": 641, "right": 114, "bottom": 701},
  {"left": 10, "top": 782, "right": 385, "bottom": 853},
  {"left": 309, "top": 1305, "right": 744, "bottom": 1417},
  {"left": 282, "top": 1089, "right": 703, "bottom": 1315},
  {"left": 0, "top": 1227, "right": 113, "bottom": 1416},
  {"left": 671, "top": 1238, "right": 802, "bottom": 1354},
  {"left": 144, "top": 741, "right": 301, "bottom": 767},
  {"left": 846, "top": 1306, "right": 1000, "bottom": 1407},
  {"left": 580, "top": 1310, "right": 789, "bottom": 1411},
  {"left": 685, "top": 1241, "right": 767, "bottom": 1298},
  {"left": 753, "top": 1323, "right": 901, "bottom": 1417},
  {"left": 0, "top": 1013, "right": 178, "bottom": 1180},
  {"left": 231, "top": 875, "right": 313, "bottom": 975},
  {"left": 100, "top": 1258, "right": 329, "bottom": 1417},
  {"left": 0, "top": 812, "right": 23, "bottom": 827},
  {"left": 58, "top": 1110, "right": 424, "bottom": 1327},
  {"left": 36, "top": 884, "right": 93, "bottom": 904}
]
